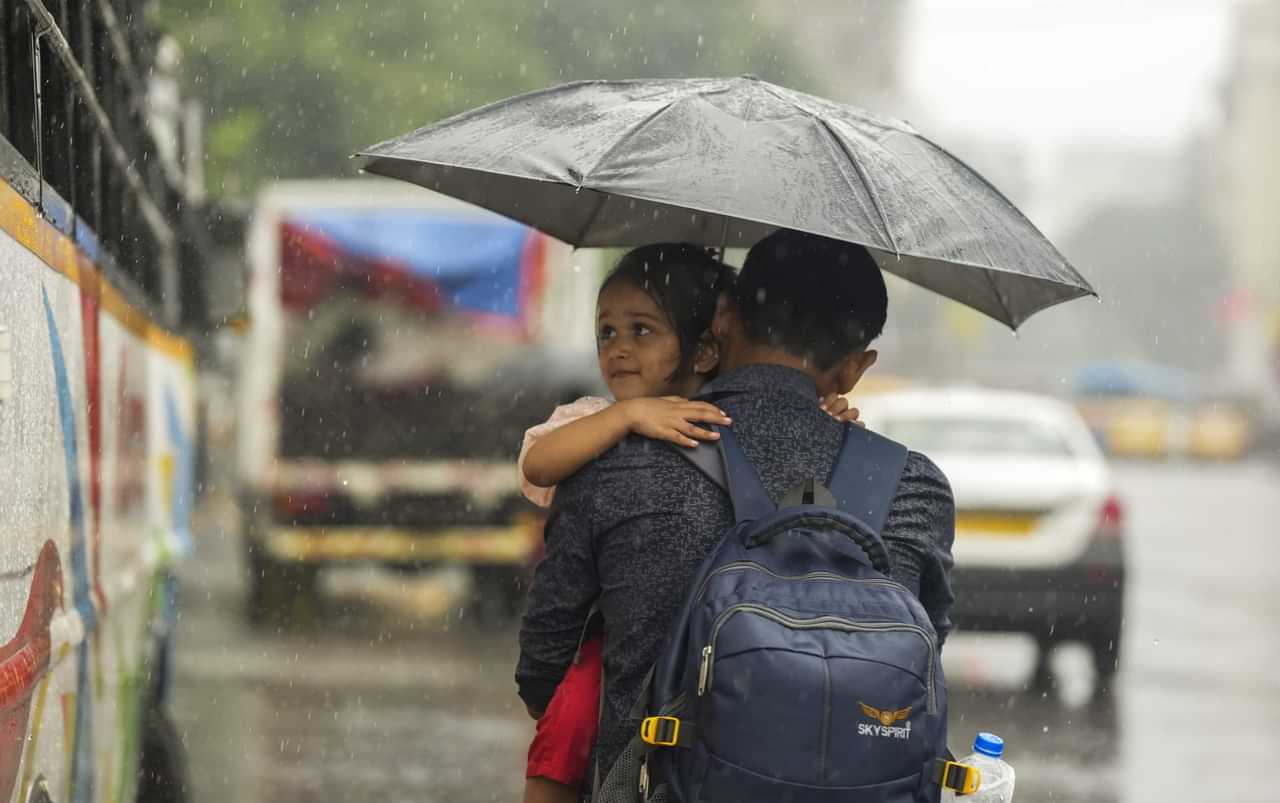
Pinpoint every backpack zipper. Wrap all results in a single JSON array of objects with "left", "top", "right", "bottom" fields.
[
  {"left": 697, "top": 604, "right": 937, "bottom": 714},
  {"left": 692, "top": 560, "right": 910, "bottom": 608},
  {"left": 696, "top": 645, "right": 713, "bottom": 695}
]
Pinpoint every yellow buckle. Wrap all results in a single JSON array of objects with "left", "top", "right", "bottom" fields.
[
  {"left": 640, "top": 716, "right": 680, "bottom": 747},
  {"left": 942, "top": 761, "right": 981, "bottom": 795}
]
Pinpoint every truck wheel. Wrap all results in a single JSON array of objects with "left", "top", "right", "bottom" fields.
[
  {"left": 245, "top": 544, "right": 320, "bottom": 628},
  {"left": 136, "top": 705, "right": 190, "bottom": 803},
  {"left": 468, "top": 566, "right": 527, "bottom": 624}
]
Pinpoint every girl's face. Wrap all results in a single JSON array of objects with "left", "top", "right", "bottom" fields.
[{"left": 596, "top": 280, "right": 692, "bottom": 401}]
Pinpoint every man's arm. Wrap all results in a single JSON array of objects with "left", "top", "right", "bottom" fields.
[
  {"left": 883, "top": 452, "right": 957, "bottom": 646},
  {"left": 515, "top": 471, "right": 601, "bottom": 715}
]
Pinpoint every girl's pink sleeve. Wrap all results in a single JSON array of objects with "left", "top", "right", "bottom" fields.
[{"left": 517, "top": 396, "right": 612, "bottom": 508}]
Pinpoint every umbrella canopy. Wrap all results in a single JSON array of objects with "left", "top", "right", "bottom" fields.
[{"left": 354, "top": 76, "right": 1094, "bottom": 328}]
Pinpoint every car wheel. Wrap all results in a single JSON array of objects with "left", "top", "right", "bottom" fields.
[
  {"left": 135, "top": 705, "right": 190, "bottom": 803},
  {"left": 1090, "top": 628, "right": 1122, "bottom": 698},
  {"left": 1029, "top": 636, "right": 1056, "bottom": 694}
]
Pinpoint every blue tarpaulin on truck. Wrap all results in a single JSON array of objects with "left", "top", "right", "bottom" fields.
[{"left": 279, "top": 209, "right": 546, "bottom": 329}]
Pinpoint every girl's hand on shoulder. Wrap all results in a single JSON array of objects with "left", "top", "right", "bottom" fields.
[
  {"left": 819, "top": 393, "right": 865, "bottom": 427},
  {"left": 618, "top": 397, "right": 732, "bottom": 448}
]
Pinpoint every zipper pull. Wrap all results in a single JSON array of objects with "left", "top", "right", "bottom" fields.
[{"left": 697, "top": 645, "right": 713, "bottom": 695}]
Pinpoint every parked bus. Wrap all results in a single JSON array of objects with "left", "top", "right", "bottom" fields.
[{"left": 0, "top": 2, "right": 209, "bottom": 801}]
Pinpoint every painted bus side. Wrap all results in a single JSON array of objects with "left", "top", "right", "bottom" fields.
[{"left": 0, "top": 169, "right": 195, "bottom": 803}]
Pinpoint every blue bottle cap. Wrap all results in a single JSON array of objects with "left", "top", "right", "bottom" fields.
[{"left": 974, "top": 732, "right": 1004, "bottom": 758}]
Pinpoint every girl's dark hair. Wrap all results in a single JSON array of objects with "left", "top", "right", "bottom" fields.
[{"left": 600, "top": 243, "right": 736, "bottom": 380}]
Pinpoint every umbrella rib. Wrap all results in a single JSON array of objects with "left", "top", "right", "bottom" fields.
[
  {"left": 572, "top": 99, "right": 681, "bottom": 242},
  {"left": 917, "top": 132, "right": 1093, "bottom": 293},
  {"left": 980, "top": 265, "right": 1017, "bottom": 330},
  {"left": 755, "top": 81, "right": 900, "bottom": 252},
  {"left": 575, "top": 191, "right": 610, "bottom": 245},
  {"left": 810, "top": 119, "right": 899, "bottom": 255},
  {"left": 755, "top": 79, "right": 917, "bottom": 137},
  {"left": 578, "top": 99, "right": 680, "bottom": 186}
]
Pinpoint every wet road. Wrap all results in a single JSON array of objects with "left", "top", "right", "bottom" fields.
[{"left": 171, "top": 461, "right": 1280, "bottom": 803}]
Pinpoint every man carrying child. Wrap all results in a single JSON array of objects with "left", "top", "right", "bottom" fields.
[{"left": 517, "top": 229, "right": 957, "bottom": 799}]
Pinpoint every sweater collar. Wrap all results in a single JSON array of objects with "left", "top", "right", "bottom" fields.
[{"left": 708, "top": 363, "right": 819, "bottom": 400}]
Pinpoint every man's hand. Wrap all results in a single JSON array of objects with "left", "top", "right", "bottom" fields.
[
  {"left": 618, "top": 397, "right": 732, "bottom": 448},
  {"left": 820, "top": 393, "right": 865, "bottom": 427}
]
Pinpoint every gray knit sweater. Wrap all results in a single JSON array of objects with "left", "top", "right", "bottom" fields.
[{"left": 516, "top": 364, "right": 956, "bottom": 780}]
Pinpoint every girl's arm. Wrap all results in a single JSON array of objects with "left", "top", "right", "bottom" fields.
[{"left": 522, "top": 397, "right": 732, "bottom": 489}]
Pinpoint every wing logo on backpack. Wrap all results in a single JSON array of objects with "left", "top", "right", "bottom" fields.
[
  {"left": 860, "top": 702, "right": 912, "bottom": 728},
  {"left": 858, "top": 703, "right": 914, "bottom": 740}
]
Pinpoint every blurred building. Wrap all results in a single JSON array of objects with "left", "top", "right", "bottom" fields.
[
  {"left": 929, "top": 135, "right": 1187, "bottom": 238},
  {"left": 1216, "top": 0, "right": 1280, "bottom": 421},
  {"left": 878, "top": 129, "right": 1219, "bottom": 394},
  {"left": 755, "top": 0, "right": 907, "bottom": 111}
]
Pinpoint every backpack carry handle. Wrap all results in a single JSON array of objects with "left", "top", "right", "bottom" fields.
[
  {"left": 727, "top": 423, "right": 907, "bottom": 575},
  {"left": 744, "top": 509, "right": 894, "bottom": 575}
]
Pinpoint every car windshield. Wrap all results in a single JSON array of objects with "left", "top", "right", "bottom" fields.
[{"left": 878, "top": 415, "right": 1076, "bottom": 458}]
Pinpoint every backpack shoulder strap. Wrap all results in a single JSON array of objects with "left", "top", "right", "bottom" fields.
[
  {"left": 827, "top": 424, "right": 910, "bottom": 537},
  {"left": 665, "top": 388, "right": 739, "bottom": 495},
  {"left": 667, "top": 390, "right": 774, "bottom": 524},
  {"left": 716, "top": 426, "right": 774, "bottom": 524},
  {"left": 673, "top": 440, "right": 728, "bottom": 496},
  {"left": 691, "top": 389, "right": 742, "bottom": 406},
  {"left": 667, "top": 426, "right": 773, "bottom": 524}
]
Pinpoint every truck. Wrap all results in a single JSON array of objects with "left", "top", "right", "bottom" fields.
[{"left": 236, "top": 179, "right": 601, "bottom": 625}]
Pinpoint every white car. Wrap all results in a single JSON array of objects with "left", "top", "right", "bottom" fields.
[{"left": 857, "top": 387, "right": 1125, "bottom": 695}]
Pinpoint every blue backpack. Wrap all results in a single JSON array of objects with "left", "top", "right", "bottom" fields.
[{"left": 598, "top": 423, "right": 959, "bottom": 803}]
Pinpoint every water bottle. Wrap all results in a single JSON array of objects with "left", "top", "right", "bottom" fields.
[{"left": 943, "top": 732, "right": 1015, "bottom": 803}]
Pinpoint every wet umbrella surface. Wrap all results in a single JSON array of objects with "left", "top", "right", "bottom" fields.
[{"left": 356, "top": 76, "right": 1095, "bottom": 328}]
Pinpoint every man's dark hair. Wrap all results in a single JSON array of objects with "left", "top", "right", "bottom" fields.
[
  {"left": 601, "top": 243, "right": 736, "bottom": 380},
  {"left": 735, "top": 230, "right": 887, "bottom": 370}
]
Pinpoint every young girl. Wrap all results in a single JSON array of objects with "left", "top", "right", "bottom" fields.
[{"left": 518, "top": 243, "right": 858, "bottom": 803}]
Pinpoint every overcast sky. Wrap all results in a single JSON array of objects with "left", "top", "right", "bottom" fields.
[{"left": 904, "top": 0, "right": 1235, "bottom": 149}]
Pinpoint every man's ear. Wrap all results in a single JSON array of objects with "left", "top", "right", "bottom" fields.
[
  {"left": 835, "top": 350, "right": 878, "bottom": 395},
  {"left": 692, "top": 333, "right": 721, "bottom": 376}
]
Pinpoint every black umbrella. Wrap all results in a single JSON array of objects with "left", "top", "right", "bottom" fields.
[{"left": 354, "top": 76, "right": 1094, "bottom": 328}]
